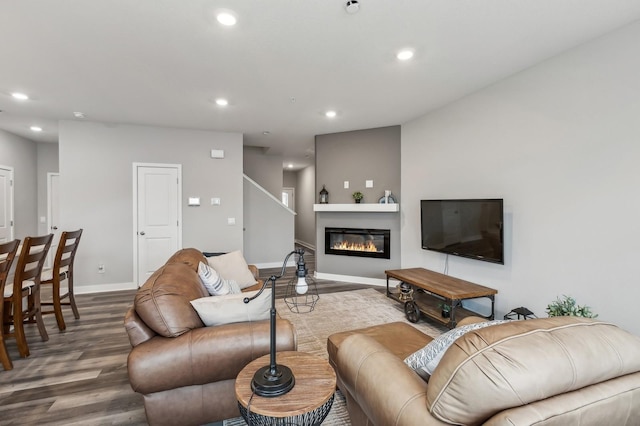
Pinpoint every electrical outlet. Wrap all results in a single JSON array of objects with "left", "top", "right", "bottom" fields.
[{"left": 98, "top": 264, "right": 105, "bottom": 274}]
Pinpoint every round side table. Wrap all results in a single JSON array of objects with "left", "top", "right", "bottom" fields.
[{"left": 235, "top": 351, "right": 336, "bottom": 425}]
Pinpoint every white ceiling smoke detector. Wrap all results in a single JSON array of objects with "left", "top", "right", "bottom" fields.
[{"left": 345, "top": 1, "right": 360, "bottom": 14}]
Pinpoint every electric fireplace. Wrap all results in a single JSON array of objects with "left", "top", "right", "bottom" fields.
[{"left": 325, "top": 227, "right": 390, "bottom": 259}]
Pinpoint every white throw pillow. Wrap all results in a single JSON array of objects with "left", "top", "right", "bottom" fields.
[
  {"left": 190, "top": 289, "right": 271, "bottom": 326},
  {"left": 206, "top": 250, "right": 257, "bottom": 289},
  {"left": 197, "top": 261, "right": 231, "bottom": 296},
  {"left": 404, "top": 319, "right": 511, "bottom": 379}
]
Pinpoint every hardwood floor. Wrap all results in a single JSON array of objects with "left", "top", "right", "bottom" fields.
[{"left": 0, "top": 250, "right": 379, "bottom": 425}]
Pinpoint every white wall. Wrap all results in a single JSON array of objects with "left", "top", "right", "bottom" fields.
[
  {"left": 295, "top": 165, "right": 316, "bottom": 248},
  {"left": 401, "top": 21, "right": 640, "bottom": 335},
  {"left": 243, "top": 176, "right": 295, "bottom": 266},
  {"left": 36, "top": 143, "right": 58, "bottom": 235},
  {"left": 0, "top": 130, "right": 37, "bottom": 238},
  {"left": 59, "top": 121, "right": 244, "bottom": 291},
  {"left": 243, "top": 146, "right": 283, "bottom": 198}
]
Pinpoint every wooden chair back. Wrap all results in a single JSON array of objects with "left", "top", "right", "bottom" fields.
[
  {"left": 53, "top": 229, "right": 83, "bottom": 278},
  {"left": 0, "top": 239, "right": 20, "bottom": 370},
  {"left": 9, "top": 234, "right": 53, "bottom": 358},
  {"left": 41, "top": 229, "right": 83, "bottom": 330}
]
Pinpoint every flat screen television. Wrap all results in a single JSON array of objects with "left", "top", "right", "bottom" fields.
[{"left": 421, "top": 199, "right": 504, "bottom": 264}]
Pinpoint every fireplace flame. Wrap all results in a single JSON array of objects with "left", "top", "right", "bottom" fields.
[{"left": 332, "top": 240, "right": 379, "bottom": 252}]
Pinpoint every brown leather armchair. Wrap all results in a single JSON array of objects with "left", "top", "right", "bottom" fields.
[{"left": 124, "top": 248, "right": 297, "bottom": 426}]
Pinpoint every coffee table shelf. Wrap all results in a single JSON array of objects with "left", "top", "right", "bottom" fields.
[{"left": 385, "top": 267, "right": 497, "bottom": 328}]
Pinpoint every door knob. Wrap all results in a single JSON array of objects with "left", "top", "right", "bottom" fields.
[
  {"left": 51, "top": 226, "right": 58, "bottom": 230},
  {"left": 139, "top": 231, "right": 146, "bottom": 236}
]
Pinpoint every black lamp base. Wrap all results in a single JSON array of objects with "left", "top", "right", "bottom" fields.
[{"left": 251, "top": 364, "right": 295, "bottom": 397}]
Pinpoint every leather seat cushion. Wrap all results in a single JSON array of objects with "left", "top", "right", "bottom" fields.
[{"left": 328, "top": 321, "right": 433, "bottom": 370}]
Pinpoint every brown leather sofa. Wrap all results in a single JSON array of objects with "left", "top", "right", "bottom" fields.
[
  {"left": 330, "top": 317, "right": 640, "bottom": 425},
  {"left": 124, "top": 248, "right": 297, "bottom": 426}
]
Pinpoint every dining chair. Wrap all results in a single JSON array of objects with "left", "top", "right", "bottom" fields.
[
  {"left": 41, "top": 229, "right": 83, "bottom": 331},
  {"left": 3, "top": 234, "right": 53, "bottom": 359},
  {"left": 1, "top": 239, "right": 20, "bottom": 371}
]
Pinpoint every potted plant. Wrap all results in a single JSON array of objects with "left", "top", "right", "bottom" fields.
[
  {"left": 546, "top": 295, "right": 597, "bottom": 318},
  {"left": 438, "top": 302, "right": 451, "bottom": 318},
  {"left": 352, "top": 191, "right": 364, "bottom": 203}
]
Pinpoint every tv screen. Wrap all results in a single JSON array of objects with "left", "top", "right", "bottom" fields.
[{"left": 421, "top": 199, "right": 504, "bottom": 264}]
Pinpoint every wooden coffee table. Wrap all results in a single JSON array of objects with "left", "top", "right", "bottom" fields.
[
  {"left": 235, "top": 351, "right": 336, "bottom": 425},
  {"left": 386, "top": 267, "right": 498, "bottom": 328}
]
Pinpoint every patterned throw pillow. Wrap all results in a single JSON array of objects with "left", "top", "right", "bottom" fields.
[
  {"left": 197, "top": 261, "right": 231, "bottom": 296},
  {"left": 404, "top": 319, "right": 511, "bottom": 380}
]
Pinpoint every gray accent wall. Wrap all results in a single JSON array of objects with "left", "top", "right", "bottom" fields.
[
  {"left": 0, "top": 130, "right": 38, "bottom": 238},
  {"left": 59, "top": 120, "right": 244, "bottom": 291},
  {"left": 315, "top": 126, "right": 401, "bottom": 279},
  {"left": 401, "top": 21, "right": 640, "bottom": 335}
]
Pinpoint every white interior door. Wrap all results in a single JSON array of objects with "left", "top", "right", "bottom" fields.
[
  {"left": 282, "top": 187, "right": 295, "bottom": 211},
  {"left": 0, "top": 166, "right": 14, "bottom": 243},
  {"left": 47, "top": 172, "right": 61, "bottom": 267},
  {"left": 134, "top": 164, "right": 182, "bottom": 286}
]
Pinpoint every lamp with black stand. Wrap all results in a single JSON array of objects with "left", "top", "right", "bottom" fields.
[{"left": 242, "top": 248, "right": 318, "bottom": 397}]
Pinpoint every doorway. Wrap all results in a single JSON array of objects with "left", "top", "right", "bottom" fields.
[
  {"left": 46, "top": 172, "right": 60, "bottom": 267},
  {"left": 282, "top": 187, "right": 295, "bottom": 211},
  {"left": 0, "top": 166, "right": 14, "bottom": 243},
  {"left": 133, "top": 163, "right": 182, "bottom": 286}
]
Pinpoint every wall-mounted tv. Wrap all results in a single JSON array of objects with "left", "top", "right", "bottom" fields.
[{"left": 421, "top": 199, "right": 504, "bottom": 264}]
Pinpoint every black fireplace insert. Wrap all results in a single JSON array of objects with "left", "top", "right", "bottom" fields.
[{"left": 325, "top": 227, "right": 390, "bottom": 259}]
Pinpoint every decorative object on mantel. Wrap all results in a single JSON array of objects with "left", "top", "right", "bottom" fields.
[
  {"left": 378, "top": 190, "right": 397, "bottom": 204},
  {"left": 352, "top": 191, "right": 364, "bottom": 203},
  {"left": 319, "top": 185, "right": 329, "bottom": 204}
]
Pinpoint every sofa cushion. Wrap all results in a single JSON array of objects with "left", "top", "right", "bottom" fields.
[
  {"left": 135, "top": 262, "right": 209, "bottom": 337},
  {"left": 207, "top": 250, "right": 257, "bottom": 289},
  {"left": 426, "top": 317, "right": 640, "bottom": 426},
  {"left": 198, "top": 261, "right": 232, "bottom": 296},
  {"left": 190, "top": 289, "right": 271, "bottom": 326},
  {"left": 404, "top": 319, "right": 510, "bottom": 380}
]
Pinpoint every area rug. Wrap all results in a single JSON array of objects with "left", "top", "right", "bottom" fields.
[{"left": 224, "top": 288, "right": 447, "bottom": 425}]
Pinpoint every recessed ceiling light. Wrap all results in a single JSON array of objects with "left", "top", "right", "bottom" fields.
[
  {"left": 73, "top": 111, "right": 86, "bottom": 118},
  {"left": 217, "top": 12, "right": 237, "bottom": 26},
  {"left": 215, "top": 98, "right": 229, "bottom": 106},
  {"left": 12, "top": 92, "right": 29, "bottom": 100},
  {"left": 30, "top": 126, "right": 42, "bottom": 132},
  {"left": 397, "top": 49, "right": 414, "bottom": 61},
  {"left": 263, "top": 131, "right": 270, "bottom": 135},
  {"left": 325, "top": 110, "right": 337, "bottom": 118}
]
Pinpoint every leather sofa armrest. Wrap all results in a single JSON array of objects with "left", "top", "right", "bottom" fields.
[
  {"left": 336, "top": 334, "right": 447, "bottom": 426},
  {"left": 124, "top": 306, "right": 157, "bottom": 347},
  {"left": 128, "top": 318, "right": 296, "bottom": 395}
]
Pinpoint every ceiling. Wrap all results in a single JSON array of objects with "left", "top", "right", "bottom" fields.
[{"left": 2, "top": 1, "right": 640, "bottom": 170}]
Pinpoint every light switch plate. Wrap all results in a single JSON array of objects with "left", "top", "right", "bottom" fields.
[
  {"left": 188, "top": 197, "right": 200, "bottom": 206},
  {"left": 344, "top": 181, "right": 349, "bottom": 189},
  {"left": 210, "top": 149, "right": 225, "bottom": 159},
  {"left": 211, "top": 197, "right": 221, "bottom": 205},
  {"left": 365, "top": 180, "right": 374, "bottom": 188},
  {"left": 227, "top": 217, "right": 236, "bottom": 225}
]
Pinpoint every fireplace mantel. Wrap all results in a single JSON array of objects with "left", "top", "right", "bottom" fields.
[{"left": 313, "top": 203, "right": 399, "bottom": 213}]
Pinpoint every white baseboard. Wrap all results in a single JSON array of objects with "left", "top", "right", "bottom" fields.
[
  {"left": 314, "top": 272, "right": 387, "bottom": 287},
  {"left": 254, "top": 260, "right": 296, "bottom": 269},
  {"left": 75, "top": 282, "right": 137, "bottom": 295}
]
